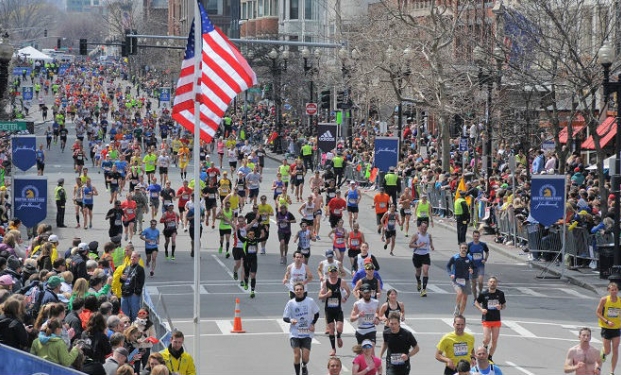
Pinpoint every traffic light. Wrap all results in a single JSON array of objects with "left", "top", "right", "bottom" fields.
[
  {"left": 44, "top": 29, "right": 47, "bottom": 37},
  {"left": 57, "top": 38, "right": 61, "bottom": 49},
  {"left": 79, "top": 39, "right": 87, "bottom": 55},
  {"left": 130, "top": 29, "right": 138, "bottom": 55},
  {"left": 337, "top": 90, "right": 352, "bottom": 109},
  {"left": 320, "top": 90, "right": 331, "bottom": 110}
]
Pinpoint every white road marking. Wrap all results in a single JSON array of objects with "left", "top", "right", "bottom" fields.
[
  {"left": 505, "top": 361, "right": 537, "bottom": 375},
  {"left": 211, "top": 254, "right": 247, "bottom": 293},
  {"left": 556, "top": 287, "right": 596, "bottom": 299},
  {"left": 503, "top": 320, "right": 537, "bottom": 338},
  {"left": 189, "top": 285, "right": 209, "bottom": 294},
  {"left": 145, "top": 285, "right": 160, "bottom": 297},
  {"left": 516, "top": 287, "right": 546, "bottom": 297},
  {"left": 215, "top": 320, "right": 233, "bottom": 335},
  {"left": 425, "top": 284, "right": 450, "bottom": 294}
]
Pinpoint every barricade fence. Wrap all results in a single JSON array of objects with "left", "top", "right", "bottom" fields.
[{"left": 142, "top": 288, "right": 173, "bottom": 351}]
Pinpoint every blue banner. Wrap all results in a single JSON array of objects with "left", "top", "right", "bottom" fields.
[
  {"left": 0, "top": 344, "right": 85, "bottom": 375},
  {"left": 12, "top": 135, "right": 37, "bottom": 171},
  {"left": 530, "top": 175, "right": 565, "bottom": 227},
  {"left": 13, "top": 176, "right": 47, "bottom": 228},
  {"left": 160, "top": 87, "right": 171, "bottom": 102},
  {"left": 373, "top": 137, "right": 399, "bottom": 173},
  {"left": 12, "top": 67, "right": 31, "bottom": 76},
  {"left": 22, "top": 86, "right": 33, "bottom": 101}
]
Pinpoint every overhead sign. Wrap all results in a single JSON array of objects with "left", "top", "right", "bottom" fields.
[
  {"left": 306, "top": 102, "right": 318, "bottom": 116},
  {"left": 0, "top": 121, "right": 30, "bottom": 132},
  {"left": 22, "top": 86, "right": 33, "bottom": 101},
  {"left": 13, "top": 176, "right": 48, "bottom": 228}
]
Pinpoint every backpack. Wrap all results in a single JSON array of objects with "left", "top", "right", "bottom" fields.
[{"left": 22, "top": 281, "right": 45, "bottom": 321}]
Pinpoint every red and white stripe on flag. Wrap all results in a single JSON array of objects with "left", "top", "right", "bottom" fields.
[{"left": 172, "top": 1, "right": 257, "bottom": 143}]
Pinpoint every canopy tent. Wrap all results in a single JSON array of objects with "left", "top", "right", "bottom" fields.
[{"left": 15, "top": 46, "right": 53, "bottom": 62}]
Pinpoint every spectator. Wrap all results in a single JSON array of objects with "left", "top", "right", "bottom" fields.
[
  {"left": 0, "top": 294, "right": 31, "bottom": 350},
  {"left": 31, "top": 318, "right": 82, "bottom": 366},
  {"left": 83, "top": 312, "right": 112, "bottom": 364},
  {"left": 104, "top": 346, "right": 129, "bottom": 375}
]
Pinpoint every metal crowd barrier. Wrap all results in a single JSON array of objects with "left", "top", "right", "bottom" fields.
[{"left": 142, "top": 288, "right": 172, "bottom": 351}]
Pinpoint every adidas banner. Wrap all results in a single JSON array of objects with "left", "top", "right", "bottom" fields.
[
  {"left": 317, "top": 123, "right": 338, "bottom": 152},
  {"left": 374, "top": 137, "right": 399, "bottom": 172}
]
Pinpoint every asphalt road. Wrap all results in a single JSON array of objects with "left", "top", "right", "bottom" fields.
[{"left": 23, "top": 93, "right": 602, "bottom": 375}]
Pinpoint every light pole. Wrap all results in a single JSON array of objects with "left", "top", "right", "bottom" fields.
[
  {"left": 302, "top": 47, "right": 320, "bottom": 133},
  {"left": 598, "top": 41, "right": 621, "bottom": 274},
  {"left": 268, "top": 48, "right": 289, "bottom": 154},
  {"left": 338, "top": 46, "right": 358, "bottom": 148},
  {"left": 0, "top": 32, "right": 13, "bottom": 121},
  {"left": 474, "top": 45, "right": 503, "bottom": 189},
  {"left": 386, "top": 45, "right": 412, "bottom": 159}
]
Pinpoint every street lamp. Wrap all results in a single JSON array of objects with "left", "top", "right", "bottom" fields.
[
  {"left": 386, "top": 45, "right": 412, "bottom": 159},
  {"left": 338, "top": 46, "right": 357, "bottom": 148},
  {"left": 302, "top": 47, "right": 320, "bottom": 132},
  {"left": 268, "top": 48, "right": 289, "bottom": 154},
  {"left": 598, "top": 41, "right": 621, "bottom": 276},
  {"left": 0, "top": 33, "right": 13, "bottom": 121},
  {"left": 474, "top": 45, "right": 504, "bottom": 188}
]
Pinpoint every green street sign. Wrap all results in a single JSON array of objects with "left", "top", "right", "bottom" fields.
[{"left": 0, "top": 121, "right": 33, "bottom": 133}]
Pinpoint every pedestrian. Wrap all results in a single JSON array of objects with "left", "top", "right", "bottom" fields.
[
  {"left": 350, "top": 285, "right": 380, "bottom": 345},
  {"left": 373, "top": 187, "right": 391, "bottom": 234},
  {"left": 381, "top": 204, "right": 401, "bottom": 256},
  {"left": 409, "top": 221, "right": 434, "bottom": 297},
  {"left": 120, "top": 252, "right": 145, "bottom": 321},
  {"left": 82, "top": 177, "right": 98, "bottom": 230},
  {"left": 160, "top": 330, "right": 196, "bottom": 375},
  {"left": 283, "top": 250, "right": 314, "bottom": 298},
  {"left": 236, "top": 218, "right": 267, "bottom": 298},
  {"left": 318, "top": 264, "right": 350, "bottom": 356},
  {"left": 277, "top": 204, "right": 297, "bottom": 264},
  {"left": 346, "top": 181, "right": 361, "bottom": 230},
  {"left": 472, "top": 346, "right": 503, "bottom": 375},
  {"left": 467, "top": 230, "right": 490, "bottom": 300},
  {"left": 596, "top": 281, "right": 621, "bottom": 373},
  {"left": 435, "top": 315, "right": 475, "bottom": 375},
  {"left": 383, "top": 166, "right": 400, "bottom": 205},
  {"left": 379, "top": 289, "right": 406, "bottom": 325},
  {"left": 379, "top": 311, "right": 419, "bottom": 375},
  {"left": 474, "top": 276, "right": 506, "bottom": 361},
  {"left": 447, "top": 243, "right": 474, "bottom": 316},
  {"left": 564, "top": 328, "right": 601, "bottom": 375},
  {"left": 159, "top": 204, "right": 179, "bottom": 260},
  {"left": 139, "top": 219, "right": 160, "bottom": 277},
  {"left": 283, "top": 281, "right": 320, "bottom": 375},
  {"left": 454, "top": 191, "right": 470, "bottom": 244},
  {"left": 55, "top": 178, "right": 67, "bottom": 228},
  {"left": 106, "top": 201, "right": 124, "bottom": 240},
  {"left": 293, "top": 221, "right": 316, "bottom": 264},
  {"left": 36, "top": 144, "right": 45, "bottom": 176},
  {"left": 413, "top": 193, "right": 434, "bottom": 228}
]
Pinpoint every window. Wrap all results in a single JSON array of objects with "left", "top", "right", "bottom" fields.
[
  {"left": 290, "top": 0, "right": 298, "bottom": 19},
  {"left": 258, "top": 0, "right": 264, "bottom": 17},
  {"left": 304, "top": 0, "right": 312, "bottom": 19},
  {"left": 270, "top": 0, "right": 278, "bottom": 16}
]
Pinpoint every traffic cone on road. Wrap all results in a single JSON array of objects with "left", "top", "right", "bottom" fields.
[{"left": 231, "top": 297, "right": 246, "bottom": 333}]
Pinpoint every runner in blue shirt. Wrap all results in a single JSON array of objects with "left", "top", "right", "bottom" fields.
[
  {"left": 345, "top": 181, "right": 361, "bottom": 230},
  {"left": 36, "top": 144, "right": 45, "bottom": 176},
  {"left": 82, "top": 178, "right": 98, "bottom": 229},
  {"left": 467, "top": 230, "right": 490, "bottom": 300},
  {"left": 139, "top": 219, "right": 160, "bottom": 277},
  {"left": 146, "top": 177, "right": 162, "bottom": 220},
  {"left": 446, "top": 243, "right": 474, "bottom": 317}
]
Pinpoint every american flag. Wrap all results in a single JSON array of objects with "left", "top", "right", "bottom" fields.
[{"left": 172, "top": 0, "right": 257, "bottom": 142}]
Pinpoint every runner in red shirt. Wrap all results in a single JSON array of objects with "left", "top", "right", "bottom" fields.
[
  {"left": 206, "top": 163, "right": 221, "bottom": 185},
  {"left": 327, "top": 190, "right": 347, "bottom": 229},
  {"left": 176, "top": 180, "right": 193, "bottom": 231},
  {"left": 160, "top": 204, "right": 180, "bottom": 260},
  {"left": 121, "top": 194, "right": 138, "bottom": 242}
]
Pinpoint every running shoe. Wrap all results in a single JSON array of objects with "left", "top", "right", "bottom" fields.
[
  {"left": 420, "top": 289, "right": 427, "bottom": 297},
  {"left": 243, "top": 282, "right": 248, "bottom": 290},
  {"left": 417, "top": 281, "right": 422, "bottom": 292},
  {"left": 384, "top": 243, "right": 388, "bottom": 250},
  {"left": 261, "top": 248, "right": 266, "bottom": 255},
  {"left": 405, "top": 234, "right": 408, "bottom": 237},
  {"left": 240, "top": 280, "right": 245, "bottom": 287},
  {"left": 301, "top": 365, "right": 308, "bottom": 375},
  {"left": 337, "top": 337, "right": 343, "bottom": 348},
  {"left": 166, "top": 256, "right": 171, "bottom": 260},
  {"left": 233, "top": 271, "right": 238, "bottom": 280},
  {"left": 218, "top": 246, "right": 223, "bottom": 254},
  {"left": 225, "top": 252, "right": 230, "bottom": 259},
  {"left": 250, "top": 291, "right": 255, "bottom": 298},
  {"left": 171, "top": 256, "right": 175, "bottom": 261},
  {"left": 601, "top": 347, "right": 607, "bottom": 362},
  {"left": 150, "top": 271, "right": 154, "bottom": 277},
  {"left": 316, "top": 235, "right": 321, "bottom": 240}
]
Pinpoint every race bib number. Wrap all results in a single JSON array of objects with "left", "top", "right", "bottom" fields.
[
  {"left": 279, "top": 222, "right": 288, "bottom": 229},
  {"left": 166, "top": 222, "right": 176, "bottom": 228},
  {"left": 300, "top": 248, "right": 310, "bottom": 255},
  {"left": 164, "top": 200, "right": 172, "bottom": 206},
  {"left": 351, "top": 239, "right": 360, "bottom": 247},
  {"left": 487, "top": 299, "right": 499, "bottom": 310},
  {"left": 247, "top": 245, "right": 257, "bottom": 254},
  {"left": 151, "top": 192, "right": 158, "bottom": 198},
  {"left": 362, "top": 313, "right": 375, "bottom": 323},
  {"left": 455, "top": 278, "right": 466, "bottom": 286},
  {"left": 608, "top": 307, "right": 620, "bottom": 318},
  {"left": 275, "top": 188, "right": 282, "bottom": 194},
  {"left": 403, "top": 209, "right": 411, "bottom": 214},
  {"left": 209, "top": 194, "right": 216, "bottom": 199},
  {"left": 472, "top": 253, "right": 483, "bottom": 260},
  {"left": 379, "top": 203, "right": 386, "bottom": 208},
  {"left": 348, "top": 198, "right": 357, "bottom": 204},
  {"left": 334, "top": 209, "right": 342, "bottom": 215},
  {"left": 126, "top": 209, "right": 134, "bottom": 214},
  {"left": 182, "top": 194, "right": 189, "bottom": 200},
  {"left": 453, "top": 342, "right": 468, "bottom": 356},
  {"left": 336, "top": 238, "right": 345, "bottom": 245},
  {"left": 390, "top": 354, "right": 405, "bottom": 365},
  {"left": 148, "top": 240, "right": 156, "bottom": 245},
  {"left": 327, "top": 298, "right": 339, "bottom": 307},
  {"left": 115, "top": 219, "right": 122, "bottom": 226},
  {"left": 388, "top": 220, "right": 396, "bottom": 226},
  {"left": 297, "top": 175, "right": 303, "bottom": 180}
]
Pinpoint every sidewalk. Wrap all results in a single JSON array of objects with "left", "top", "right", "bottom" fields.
[{"left": 263, "top": 150, "right": 608, "bottom": 294}]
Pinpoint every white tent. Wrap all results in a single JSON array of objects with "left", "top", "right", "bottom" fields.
[{"left": 15, "top": 46, "right": 53, "bottom": 62}]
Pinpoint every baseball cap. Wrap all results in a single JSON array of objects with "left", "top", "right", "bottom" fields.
[
  {"left": 0, "top": 274, "right": 14, "bottom": 286},
  {"left": 325, "top": 249, "right": 334, "bottom": 258},
  {"left": 47, "top": 276, "right": 64, "bottom": 288},
  {"left": 350, "top": 181, "right": 356, "bottom": 185},
  {"left": 78, "top": 242, "right": 89, "bottom": 253},
  {"left": 361, "top": 339, "right": 374, "bottom": 348},
  {"left": 360, "top": 285, "right": 372, "bottom": 293},
  {"left": 327, "top": 265, "right": 338, "bottom": 273},
  {"left": 48, "top": 234, "right": 59, "bottom": 243}
]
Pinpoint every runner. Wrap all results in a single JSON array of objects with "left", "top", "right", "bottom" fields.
[
  {"left": 272, "top": 173, "right": 285, "bottom": 208},
  {"left": 435, "top": 315, "right": 475, "bottom": 375},
  {"left": 327, "top": 190, "right": 346, "bottom": 229},
  {"left": 257, "top": 195, "right": 274, "bottom": 255},
  {"left": 278, "top": 159, "right": 291, "bottom": 194},
  {"left": 311, "top": 187, "right": 324, "bottom": 240},
  {"left": 246, "top": 166, "right": 262, "bottom": 206},
  {"left": 218, "top": 171, "right": 232, "bottom": 203},
  {"left": 146, "top": 176, "right": 162, "bottom": 220},
  {"left": 413, "top": 193, "right": 434, "bottom": 228},
  {"left": 283, "top": 250, "right": 314, "bottom": 298},
  {"left": 143, "top": 148, "right": 157, "bottom": 181},
  {"left": 345, "top": 181, "right": 361, "bottom": 230},
  {"left": 379, "top": 289, "right": 406, "bottom": 325},
  {"left": 409, "top": 221, "right": 434, "bottom": 297},
  {"left": 317, "top": 249, "right": 346, "bottom": 283},
  {"left": 379, "top": 311, "right": 420, "bottom": 375},
  {"left": 139, "top": 219, "right": 160, "bottom": 277},
  {"left": 159, "top": 204, "right": 179, "bottom": 260},
  {"left": 237, "top": 218, "right": 267, "bottom": 298},
  {"left": 231, "top": 216, "right": 247, "bottom": 282},
  {"left": 283, "top": 281, "right": 320, "bottom": 375},
  {"left": 348, "top": 223, "right": 366, "bottom": 269},
  {"left": 398, "top": 187, "right": 413, "bottom": 237},
  {"left": 447, "top": 243, "right": 475, "bottom": 316},
  {"left": 121, "top": 194, "right": 138, "bottom": 242},
  {"left": 468, "top": 230, "right": 490, "bottom": 300},
  {"left": 177, "top": 143, "right": 190, "bottom": 179},
  {"left": 277, "top": 205, "right": 297, "bottom": 264},
  {"left": 474, "top": 276, "right": 506, "bottom": 362},
  {"left": 73, "top": 177, "right": 84, "bottom": 229},
  {"left": 157, "top": 149, "right": 171, "bottom": 184},
  {"left": 216, "top": 201, "right": 234, "bottom": 256},
  {"left": 564, "top": 328, "right": 601, "bottom": 375},
  {"left": 350, "top": 285, "right": 380, "bottom": 345},
  {"left": 328, "top": 218, "right": 348, "bottom": 263},
  {"left": 107, "top": 164, "right": 122, "bottom": 204},
  {"left": 318, "top": 265, "right": 350, "bottom": 356},
  {"left": 292, "top": 159, "right": 306, "bottom": 202},
  {"left": 36, "top": 144, "right": 45, "bottom": 176},
  {"left": 381, "top": 204, "right": 402, "bottom": 256},
  {"left": 235, "top": 171, "right": 247, "bottom": 213},
  {"left": 176, "top": 180, "right": 193, "bottom": 231},
  {"left": 373, "top": 187, "right": 391, "bottom": 234},
  {"left": 81, "top": 178, "right": 98, "bottom": 230},
  {"left": 596, "top": 281, "right": 621, "bottom": 373},
  {"left": 293, "top": 222, "right": 316, "bottom": 264},
  {"left": 202, "top": 178, "right": 219, "bottom": 228}
]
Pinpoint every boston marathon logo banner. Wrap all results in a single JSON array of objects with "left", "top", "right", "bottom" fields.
[
  {"left": 12, "top": 135, "right": 37, "bottom": 171},
  {"left": 530, "top": 175, "right": 566, "bottom": 227},
  {"left": 374, "top": 137, "right": 399, "bottom": 173},
  {"left": 317, "top": 123, "right": 337, "bottom": 152},
  {"left": 13, "top": 176, "right": 47, "bottom": 228}
]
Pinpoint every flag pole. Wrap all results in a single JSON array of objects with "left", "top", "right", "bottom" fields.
[{"left": 192, "top": 0, "right": 202, "bottom": 371}]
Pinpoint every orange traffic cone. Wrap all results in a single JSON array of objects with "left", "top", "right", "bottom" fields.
[{"left": 231, "top": 297, "right": 246, "bottom": 333}]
